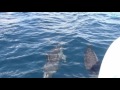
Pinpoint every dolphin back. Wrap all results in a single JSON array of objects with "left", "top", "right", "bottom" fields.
[{"left": 84, "top": 45, "right": 98, "bottom": 70}]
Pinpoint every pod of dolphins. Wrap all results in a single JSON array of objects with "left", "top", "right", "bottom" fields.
[{"left": 43, "top": 44, "right": 100, "bottom": 78}]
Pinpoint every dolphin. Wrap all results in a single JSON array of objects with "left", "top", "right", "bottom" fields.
[
  {"left": 43, "top": 44, "right": 66, "bottom": 78},
  {"left": 47, "top": 45, "right": 66, "bottom": 62},
  {"left": 43, "top": 61, "right": 59, "bottom": 78},
  {"left": 84, "top": 45, "right": 101, "bottom": 74}
]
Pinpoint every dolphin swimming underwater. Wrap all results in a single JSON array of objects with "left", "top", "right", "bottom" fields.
[
  {"left": 43, "top": 44, "right": 66, "bottom": 78},
  {"left": 43, "top": 61, "right": 59, "bottom": 78},
  {"left": 47, "top": 45, "right": 66, "bottom": 62},
  {"left": 84, "top": 45, "right": 101, "bottom": 75}
]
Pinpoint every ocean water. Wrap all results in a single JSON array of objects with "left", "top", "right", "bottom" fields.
[{"left": 0, "top": 12, "right": 120, "bottom": 78}]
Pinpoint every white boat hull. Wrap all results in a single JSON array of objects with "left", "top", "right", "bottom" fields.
[{"left": 98, "top": 37, "right": 120, "bottom": 78}]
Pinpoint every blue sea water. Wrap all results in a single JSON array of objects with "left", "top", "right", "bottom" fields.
[{"left": 0, "top": 12, "right": 120, "bottom": 78}]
